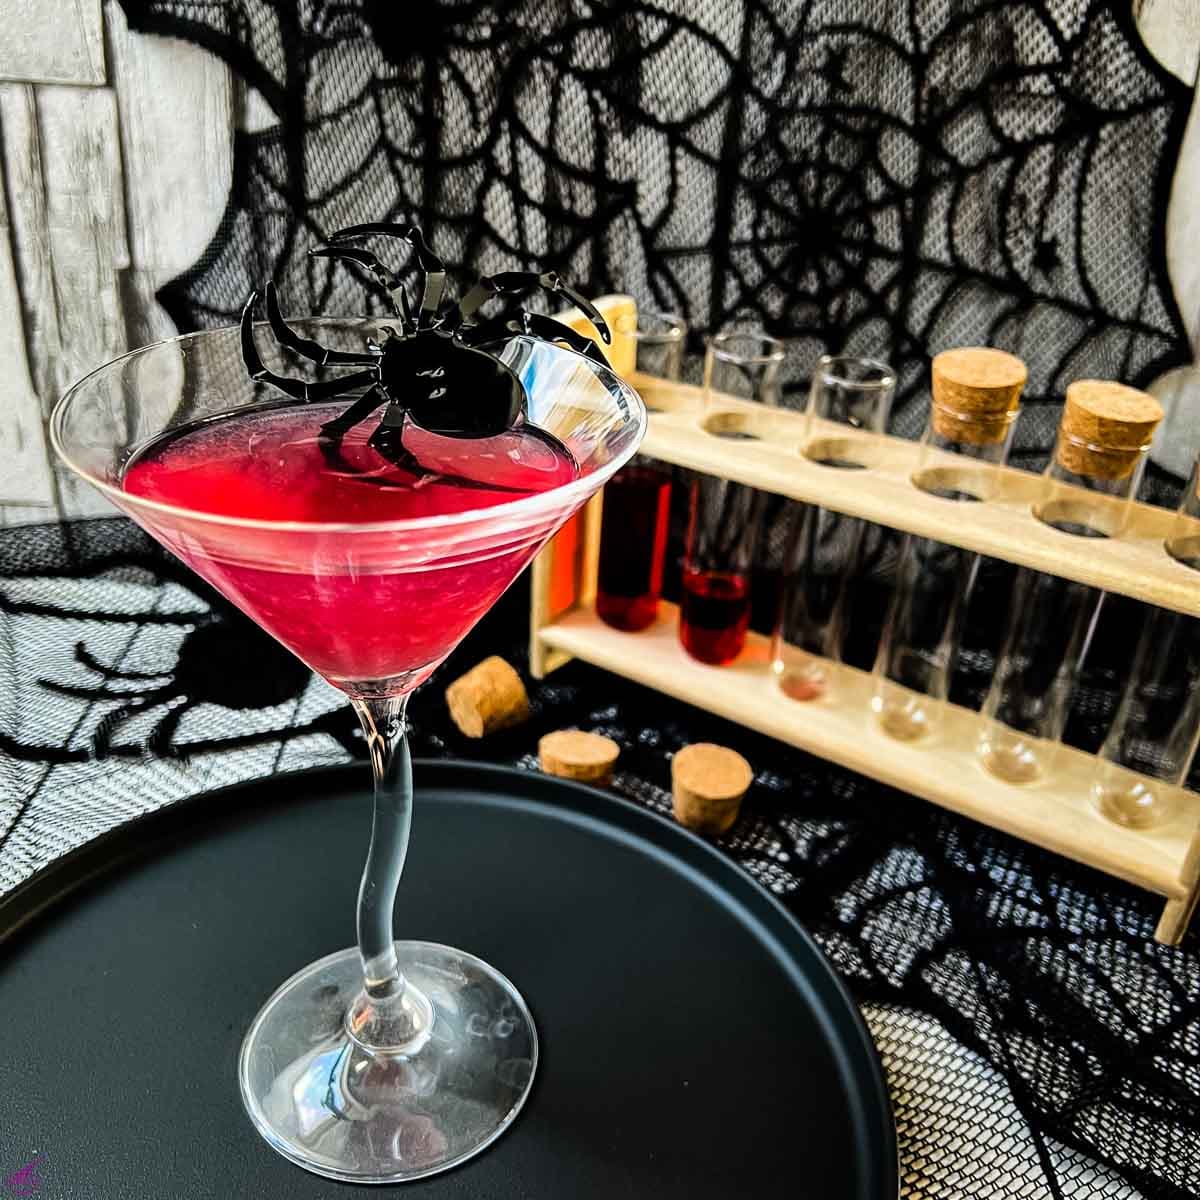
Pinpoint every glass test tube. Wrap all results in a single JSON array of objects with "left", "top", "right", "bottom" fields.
[
  {"left": 595, "top": 310, "right": 688, "bottom": 632},
  {"left": 702, "top": 330, "right": 784, "bottom": 411},
  {"left": 772, "top": 354, "right": 896, "bottom": 700},
  {"left": 619, "top": 310, "right": 686, "bottom": 408},
  {"left": 978, "top": 380, "right": 1165, "bottom": 783},
  {"left": 1092, "top": 453, "right": 1200, "bottom": 827},
  {"left": 872, "top": 348, "right": 1027, "bottom": 740},
  {"left": 1092, "top": 601, "right": 1200, "bottom": 828},
  {"left": 1166, "top": 444, "right": 1200, "bottom": 569},
  {"left": 680, "top": 331, "right": 784, "bottom": 664}
]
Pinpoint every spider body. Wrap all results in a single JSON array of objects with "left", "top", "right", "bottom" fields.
[
  {"left": 370, "top": 325, "right": 526, "bottom": 437},
  {"left": 240, "top": 222, "right": 610, "bottom": 471}
]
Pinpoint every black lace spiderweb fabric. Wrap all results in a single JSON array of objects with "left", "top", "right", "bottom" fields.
[
  {"left": 3, "top": 519, "right": 1198, "bottom": 1200},
  {"left": 119, "top": 0, "right": 1192, "bottom": 466},
  {"left": 16, "top": 1, "right": 1197, "bottom": 1196}
]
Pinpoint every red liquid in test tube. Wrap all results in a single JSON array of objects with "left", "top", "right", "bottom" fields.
[
  {"left": 596, "top": 464, "right": 672, "bottom": 632},
  {"left": 679, "top": 566, "right": 751, "bottom": 664}
]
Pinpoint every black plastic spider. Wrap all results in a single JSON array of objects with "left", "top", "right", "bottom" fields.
[{"left": 240, "top": 222, "right": 612, "bottom": 472}]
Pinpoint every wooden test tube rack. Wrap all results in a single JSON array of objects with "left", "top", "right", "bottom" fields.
[{"left": 529, "top": 296, "right": 1200, "bottom": 944}]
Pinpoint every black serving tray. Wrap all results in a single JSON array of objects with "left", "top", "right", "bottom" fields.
[{"left": 0, "top": 761, "right": 896, "bottom": 1198}]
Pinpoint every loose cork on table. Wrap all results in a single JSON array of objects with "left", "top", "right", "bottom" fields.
[
  {"left": 538, "top": 730, "right": 620, "bottom": 785},
  {"left": 671, "top": 743, "right": 753, "bottom": 836},
  {"left": 930, "top": 347, "right": 1027, "bottom": 445},
  {"left": 445, "top": 656, "right": 530, "bottom": 738}
]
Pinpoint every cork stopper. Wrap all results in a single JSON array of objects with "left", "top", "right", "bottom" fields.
[
  {"left": 671, "top": 743, "right": 752, "bottom": 836},
  {"left": 930, "top": 348, "right": 1027, "bottom": 445},
  {"left": 1056, "top": 380, "right": 1164, "bottom": 480},
  {"left": 539, "top": 730, "right": 620, "bottom": 786},
  {"left": 445, "top": 656, "right": 529, "bottom": 738}
]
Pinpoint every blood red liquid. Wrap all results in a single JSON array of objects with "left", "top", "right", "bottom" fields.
[
  {"left": 596, "top": 463, "right": 671, "bottom": 632},
  {"left": 679, "top": 567, "right": 751, "bottom": 665},
  {"left": 122, "top": 402, "right": 577, "bottom": 693}
]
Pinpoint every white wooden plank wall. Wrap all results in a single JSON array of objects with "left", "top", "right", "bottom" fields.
[
  {"left": 0, "top": 0, "right": 231, "bottom": 522},
  {"left": 0, "top": 2, "right": 1196, "bottom": 524},
  {"left": 0, "top": 0, "right": 105, "bottom": 86},
  {"left": 0, "top": 126, "right": 52, "bottom": 509},
  {"left": 106, "top": 3, "right": 233, "bottom": 349}
]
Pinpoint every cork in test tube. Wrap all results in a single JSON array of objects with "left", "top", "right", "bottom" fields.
[
  {"left": 872, "top": 348, "right": 1026, "bottom": 741},
  {"left": 978, "top": 381, "right": 1164, "bottom": 784}
]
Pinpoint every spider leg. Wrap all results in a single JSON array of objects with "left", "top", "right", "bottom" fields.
[
  {"left": 317, "top": 383, "right": 389, "bottom": 442},
  {"left": 316, "top": 384, "right": 393, "bottom": 474},
  {"left": 367, "top": 407, "right": 430, "bottom": 476},
  {"left": 75, "top": 640, "right": 172, "bottom": 682},
  {"left": 241, "top": 290, "right": 377, "bottom": 402},
  {"left": 326, "top": 223, "right": 447, "bottom": 329},
  {"left": 265, "top": 283, "right": 380, "bottom": 365},
  {"left": 369, "top": 431, "right": 426, "bottom": 477},
  {"left": 368, "top": 406, "right": 574, "bottom": 492},
  {"left": 460, "top": 310, "right": 610, "bottom": 366},
  {"left": 327, "top": 223, "right": 444, "bottom": 276},
  {"left": 315, "top": 390, "right": 445, "bottom": 482},
  {"left": 455, "top": 271, "right": 610, "bottom": 344},
  {"left": 308, "top": 245, "right": 405, "bottom": 320}
]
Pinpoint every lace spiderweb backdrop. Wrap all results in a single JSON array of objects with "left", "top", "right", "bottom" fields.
[
  {"left": 0, "top": 1, "right": 1182, "bottom": 1197},
  {"left": 121, "top": 0, "right": 1192, "bottom": 470}
]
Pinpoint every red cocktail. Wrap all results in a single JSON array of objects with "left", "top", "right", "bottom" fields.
[{"left": 124, "top": 402, "right": 576, "bottom": 694}]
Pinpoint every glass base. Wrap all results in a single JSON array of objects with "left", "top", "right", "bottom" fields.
[
  {"left": 872, "top": 680, "right": 938, "bottom": 741},
  {"left": 238, "top": 941, "right": 537, "bottom": 1184},
  {"left": 977, "top": 724, "right": 1049, "bottom": 784},
  {"left": 777, "top": 660, "right": 830, "bottom": 702},
  {"left": 1093, "top": 777, "right": 1174, "bottom": 830}
]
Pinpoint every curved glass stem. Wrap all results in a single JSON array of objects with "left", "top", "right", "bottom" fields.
[{"left": 348, "top": 694, "right": 432, "bottom": 1053}]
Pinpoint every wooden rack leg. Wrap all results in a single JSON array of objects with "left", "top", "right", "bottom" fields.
[{"left": 1157, "top": 823, "right": 1200, "bottom": 944}]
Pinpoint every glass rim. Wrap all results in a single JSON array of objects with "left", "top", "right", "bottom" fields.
[
  {"left": 708, "top": 330, "right": 786, "bottom": 366},
  {"left": 1055, "top": 429, "right": 1153, "bottom": 455},
  {"left": 50, "top": 323, "right": 647, "bottom": 538},
  {"left": 929, "top": 399, "right": 1021, "bottom": 425},
  {"left": 814, "top": 353, "right": 896, "bottom": 391},
  {"left": 620, "top": 309, "right": 687, "bottom": 341}
]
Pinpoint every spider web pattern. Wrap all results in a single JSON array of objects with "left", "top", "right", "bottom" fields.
[{"left": 118, "top": 0, "right": 1191, "bottom": 457}]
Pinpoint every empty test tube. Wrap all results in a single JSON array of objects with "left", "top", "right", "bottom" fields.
[
  {"left": 1093, "top": 451, "right": 1200, "bottom": 827},
  {"left": 773, "top": 354, "right": 896, "bottom": 700},
  {"left": 1092, "top": 603, "right": 1200, "bottom": 828},
  {"left": 978, "top": 381, "right": 1164, "bottom": 783}
]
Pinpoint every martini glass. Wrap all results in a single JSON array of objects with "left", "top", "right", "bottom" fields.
[{"left": 51, "top": 318, "right": 645, "bottom": 1183}]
